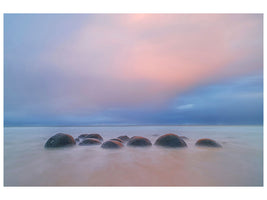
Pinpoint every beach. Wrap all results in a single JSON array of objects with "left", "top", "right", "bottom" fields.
[{"left": 4, "top": 125, "right": 263, "bottom": 186}]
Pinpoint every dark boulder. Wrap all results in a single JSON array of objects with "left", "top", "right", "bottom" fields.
[
  {"left": 195, "top": 138, "right": 222, "bottom": 148},
  {"left": 79, "top": 138, "right": 102, "bottom": 146},
  {"left": 75, "top": 138, "right": 80, "bottom": 142},
  {"left": 117, "top": 135, "right": 130, "bottom": 142},
  {"left": 155, "top": 133, "right": 187, "bottom": 148},
  {"left": 85, "top": 133, "right": 103, "bottom": 141},
  {"left": 110, "top": 138, "right": 123, "bottom": 143},
  {"left": 101, "top": 140, "right": 123, "bottom": 149},
  {"left": 45, "top": 133, "right": 76, "bottom": 148},
  {"left": 127, "top": 136, "right": 152, "bottom": 147}
]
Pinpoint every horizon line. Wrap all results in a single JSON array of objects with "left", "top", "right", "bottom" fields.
[{"left": 3, "top": 124, "right": 263, "bottom": 128}]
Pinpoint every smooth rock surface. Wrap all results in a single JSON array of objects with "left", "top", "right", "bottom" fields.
[
  {"left": 79, "top": 138, "right": 102, "bottom": 146},
  {"left": 195, "top": 138, "right": 222, "bottom": 148},
  {"left": 155, "top": 133, "right": 187, "bottom": 148},
  {"left": 45, "top": 133, "right": 76, "bottom": 148},
  {"left": 117, "top": 135, "right": 130, "bottom": 142},
  {"left": 101, "top": 140, "right": 123, "bottom": 149},
  {"left": 85, "top": 134, "right": 103, "bottom": 141},
  {"left": 110, "top": 138, "right": 123, "bottom": 143},
  {"left": 127, "top": 136, "right": 152, "bottom": 147}
]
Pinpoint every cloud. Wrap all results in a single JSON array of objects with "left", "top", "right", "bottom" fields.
[
  {"left": 176, "top": 104, "right": 194, "bottom": 110},
  {"left": 40, "top": 14, "right": 262, "bottom": 112},
  {"left": 4, "top": 14, "right": 263, "bottom": 124}
]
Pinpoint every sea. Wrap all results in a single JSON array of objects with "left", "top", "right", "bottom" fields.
[{"left": 4, "top": 125, "right": 263, "bottom": 186}]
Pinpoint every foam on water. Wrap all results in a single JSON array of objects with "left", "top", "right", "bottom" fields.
[{"left": 4, "top": 126, "right": 263, "bottom": 186}]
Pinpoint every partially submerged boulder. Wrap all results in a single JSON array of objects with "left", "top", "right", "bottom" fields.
[
  {"left": 117, "top": 135, "right": 130, "bottom": 142},
  {"left": 101, "top": 140, "right": 123, "bottom": 149},
  {"left": 127, "top": 136, "right": 152, "bottom": 147},
  {"left": 85, "top": 133, "right": 103, "bottom": 141},
  {"left": 155, "top": 133, "right": 187, "bottom": 148},
  {"left": 45, "top": 133, "right": 76, "bottom": 148},
  {"left": 79, "top": 138, "right": 102, "bottom": 146},
  {"left": 195, "top": 138, "right": 222, "bottom": 148},
  {"left": 110, "top": 138, "right": 123, "bottom": 143}
]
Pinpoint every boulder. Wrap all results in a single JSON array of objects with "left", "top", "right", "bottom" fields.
[
  {"left": 127, "top": 136, "right": 152, "bottom": 147},
  {"left": 195, "top": 138, "right": 222, "bottom": 148},
  {"left": 101, "top": 140, "right": 123, "bottom": 149},
  {"left": 155, "top": 133, "right": 187, "bottom": 148},
  {"left": 79, "top": 138, "right": 102, "bottom": 146},
  {"left": 117, "top": 135, "right": 130, "bottom": 142},
  {"left": 110, "top": 138, "right": 123, "bottom": 143},
  {"left": 85, "top": 133, "right": 103, "bottom": 141},
  {"left": 45, "top": 133, "right": 76, "bottom": 148},
  {"left": 75, "top": 138, "right": 80, "bottom": 142}
]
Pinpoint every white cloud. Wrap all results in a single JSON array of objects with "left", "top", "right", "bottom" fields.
[{"left": 176, "top": 104, "right": 194, "bottom": 110}]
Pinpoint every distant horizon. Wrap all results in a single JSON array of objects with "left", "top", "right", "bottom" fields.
[{"left": 4, "top": 123, "right": 263, "bottom": 127}]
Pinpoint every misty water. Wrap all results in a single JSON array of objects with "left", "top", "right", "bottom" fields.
[{"left": 4, "top": 125, "right": 263, "bottom": 186}]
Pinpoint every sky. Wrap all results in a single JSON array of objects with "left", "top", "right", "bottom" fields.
[{"left": 4, "top": 14, "right": 263, "bottom": 126}]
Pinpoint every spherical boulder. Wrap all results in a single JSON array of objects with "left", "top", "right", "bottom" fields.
[
  {"left": 110, "top": 138, "right": 123, "bottom": 143},
  {"left": 155, "top": 133, "right": 187, "bottom": 148},
  {"left": 45, "top": 133, "right": 76, "bottom": 148},
  {"left": 79, "top": 138, "right": 101, "bottom": 146},
  {"left": 195, "top": 138, "right": 222, "bottom": 148},
  {"left": 127, "top": 136, "right": 152, "bottom": 147},
  {"left": 101, "top": 140, "right": 123, "bottom": 149},
  {"left": 85, "top": 133, "right": 103, "bottom": 141},
  {"left": 117, "top": 135, "right": 130, "bottom": 142}
]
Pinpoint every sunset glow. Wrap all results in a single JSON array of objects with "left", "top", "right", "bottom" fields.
[{"left": 4, "top": 14, "right": 263, "bottom": 125}]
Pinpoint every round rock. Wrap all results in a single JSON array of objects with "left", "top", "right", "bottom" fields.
[
  {"left": 110, "top": 138, "right": 123, "bottom": 143},
  {"left": 84, "top": 133, "right": 103, "bottom": 141},
  {"left": 195, "top": 138, "right": 222, "bottom": 148},
  {"left": 79, "top": 138, "right": 102, "bottom": 146},
  {"left": 117, "top": 135, "right": 130, "bottom": 142},
  {"left": 155, "top": 133, "right": 187, "bottom": 148},
  {"left": 127, "top": 136, "right": 152, "bottom": 147},
  {"left": 45, "top": 133, "right": 76, "bottom": 148},
  {"left": 101, "top": 140, "right": 123, "bottom": 149}
]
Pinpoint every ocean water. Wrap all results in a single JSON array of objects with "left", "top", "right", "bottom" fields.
[{"left": 4, "top": 126, "right": 263, "bottom": 186}]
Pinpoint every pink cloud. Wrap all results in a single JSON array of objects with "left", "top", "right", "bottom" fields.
[{"left": 42, "top": 14, "right": 262, "bottom": 113}]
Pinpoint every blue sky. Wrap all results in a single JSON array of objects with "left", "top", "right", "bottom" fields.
[{"left": 4, "top": 14, "right": 263, "bottom": 126}]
